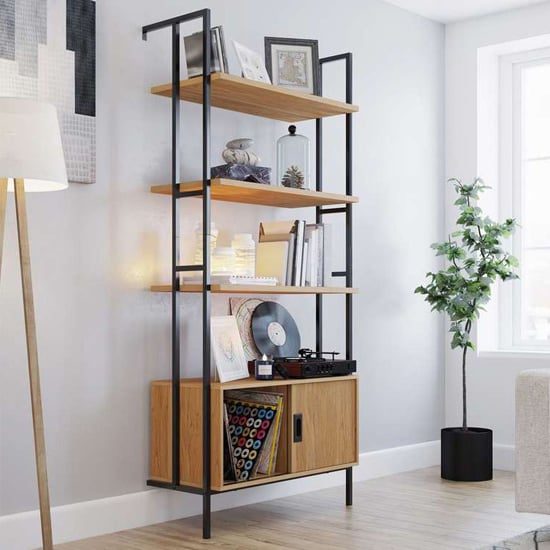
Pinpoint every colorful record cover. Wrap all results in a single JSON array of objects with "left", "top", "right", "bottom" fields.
[{"left": 224, "top": 392, "right": 282, "bottom": 482}]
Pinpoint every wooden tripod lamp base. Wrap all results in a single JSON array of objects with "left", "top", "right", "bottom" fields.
[
  {"left": 0, "top": 98, "right": 69, "bottom": 550},
  {"left": 0, "top": 179, "right": 53, "bottom": 549}
]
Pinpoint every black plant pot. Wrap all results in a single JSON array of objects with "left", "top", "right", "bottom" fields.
[{"left": 441, "top": 427, "right": 493, "bottom": 482}]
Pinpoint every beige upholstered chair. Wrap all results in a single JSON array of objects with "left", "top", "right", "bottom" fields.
[{"left": 516, "top": 369, "right": 550, "bottom": 515}]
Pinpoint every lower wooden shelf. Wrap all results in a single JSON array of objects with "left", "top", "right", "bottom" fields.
[{"left": 150, "top": 376, "right": 358, "bottom": 492}]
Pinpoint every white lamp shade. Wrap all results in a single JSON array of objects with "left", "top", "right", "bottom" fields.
[{"left": 0, "top": 98, "right": 68, "bottom": 192}]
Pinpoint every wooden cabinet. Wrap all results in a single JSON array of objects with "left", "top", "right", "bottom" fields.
[
  {"left": 150, "top": 376, "right": 358, "bottom": 492},
  {"left": 290, "top": 379, "right": 358, "bottom": 473}
]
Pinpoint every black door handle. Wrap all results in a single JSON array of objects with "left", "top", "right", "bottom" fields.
[{"left": 293, "top": 413, "right": 303, "bottom": 443}]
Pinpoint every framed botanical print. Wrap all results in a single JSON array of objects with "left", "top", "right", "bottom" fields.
[
  {"left": 264, "top": 37, "right": 320, "bottom": 95},
  {"left": 211, "top": 316, "right": 250, "bottom": 383},
  {"left": 233, "top": 40, "right": 271, "bottom": 84}
]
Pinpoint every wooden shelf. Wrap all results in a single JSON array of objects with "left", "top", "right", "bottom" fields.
[
  {"left": 153, "top": 375, "right": 357, "bottom": 391},
  {"left": 215, "top": 462, "right": 359, "bottom": 492},
  {"left": 150, "top": 284, "right": 358, "bottom": 295},
  {"left": 150, "top": 73, "right": 359, "bottom": 122},
  {"left": 151, "top": 178, "right": 358, "bottom": 208}
]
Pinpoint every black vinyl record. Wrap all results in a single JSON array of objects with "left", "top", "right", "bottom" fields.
[{"left": 251, "top": 302, "right": 301, "bottom": 358}]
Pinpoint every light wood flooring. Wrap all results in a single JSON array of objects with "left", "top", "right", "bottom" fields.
[{"left": 56, "top": 467, "right": 549, "bottom": 550}]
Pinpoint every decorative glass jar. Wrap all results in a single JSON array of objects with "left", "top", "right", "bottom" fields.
[
  {"left": 231, "top": 233, "right": 256, "bottom": 277},
  {"left": 193, "top": 222, "right": 218, "bottom": 265},
  {"left": 211, "top": 247, "right": 236, "bottom": 276},
  {"left": 277, "top": 125, "right": 310, "bottom": 190}
]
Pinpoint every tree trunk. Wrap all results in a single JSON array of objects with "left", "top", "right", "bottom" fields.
[
  {"left": 462, "top": 343, "right": 468, "bottom": 430},
  {"left": 462, "top": 319, "right": 472, "bottom": 431}
]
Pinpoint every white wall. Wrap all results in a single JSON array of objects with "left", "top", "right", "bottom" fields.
[
  {"left": 445, "top": 2, "right": 550, "bottom": 452},
  {"left": 0, "top": 0, "right": 445, "bottom": 519}
]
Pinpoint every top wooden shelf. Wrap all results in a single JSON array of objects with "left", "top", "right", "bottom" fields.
[{"left": 150, "top": 73, "right": 359, "bottom": 122}]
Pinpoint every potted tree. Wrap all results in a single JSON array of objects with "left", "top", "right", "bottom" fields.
[{"left": 415, "top": 178, "right": 518, "bottom": 481}]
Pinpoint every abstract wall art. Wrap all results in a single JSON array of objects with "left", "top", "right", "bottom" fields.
[{"left": 0, "top": 0, "right": 96, "bottom": 184}]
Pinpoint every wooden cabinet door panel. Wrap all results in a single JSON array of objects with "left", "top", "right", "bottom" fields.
[{"left": 291, "top": 378, "right": 357, "bottom": 473}]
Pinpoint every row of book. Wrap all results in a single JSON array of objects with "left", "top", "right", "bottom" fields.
[
  {"left": 256, "top": 220, "right": 325, "bottom": 287},
  {"left": 223, "top": 390, "right": 284, "bottom": 483}
]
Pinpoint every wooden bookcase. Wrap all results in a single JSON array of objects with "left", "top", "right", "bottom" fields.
[{"left": 143, "top": 8, "right": 358, "bottom": 539}]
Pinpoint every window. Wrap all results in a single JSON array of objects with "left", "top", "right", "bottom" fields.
[{"left": 498, "top": 47, "right": 550, "bottom": 350}]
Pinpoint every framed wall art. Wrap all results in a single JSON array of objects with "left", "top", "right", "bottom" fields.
[
  {"left": 0, "top": 0, "right": 96, "bottom": 184},
  {"left": 264, "top": 37, "right": 320, "bottom": 95},
  {"left": 211, "top": 316, "right": 249, "bottom": 383}
]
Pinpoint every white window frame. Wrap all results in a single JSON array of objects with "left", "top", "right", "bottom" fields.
[{"left": 499, "top": 47, "right": 550, "bottom": 351}]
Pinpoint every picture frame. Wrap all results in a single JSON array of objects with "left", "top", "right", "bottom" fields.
[
  {"left": 211, "top": 316, "right": 250, "bottom": 383},
  {"left": 184, "top": 25, "right": 228, "bottom": 78},
  {"left": 264, "top": 37, "right": 321, "bottom": 95},
  {"left": 233, "top": 41, "right": 271, "bottom": 84}
]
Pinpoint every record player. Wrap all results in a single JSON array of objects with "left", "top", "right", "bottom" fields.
[
  {"left": 274, "top": 348, "right": 356, "bottom": 379},
  {"left": 248, "top": 301, "right": 356, "bottom": 379}
]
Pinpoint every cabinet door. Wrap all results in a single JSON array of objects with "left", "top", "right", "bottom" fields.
[{"left": 290, "top": 378, "right": 358, "bottom": 473}]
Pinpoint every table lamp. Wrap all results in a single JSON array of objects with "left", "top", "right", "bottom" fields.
[{"left": 0, "top": 97, "right": 68, "bottom": 550}]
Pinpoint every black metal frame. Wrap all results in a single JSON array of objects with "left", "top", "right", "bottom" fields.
[{"left": 143, "top": 10, "right": 354, "bottom": 538}]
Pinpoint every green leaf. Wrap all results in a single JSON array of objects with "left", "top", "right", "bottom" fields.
[{"left": 416, "top": 177, "right": 519, "bottom": 359}]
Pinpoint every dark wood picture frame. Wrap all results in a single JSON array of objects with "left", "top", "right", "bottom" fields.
[{"left": 264, "top": 37, "right": 321, "bottom": 96}]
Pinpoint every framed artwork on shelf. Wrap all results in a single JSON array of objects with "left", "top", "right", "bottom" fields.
[
  {"left": 233, "top": 40, "right": 271, "bottom": 84},
  {"left": 211, "top": 316, "right": 250, "bottom": 383},
  {"left": 184, "top": 25, "right": 228, "bottom": 78},
  {"left": 264, "top": 37, "right": 320, "bottom": 95}
]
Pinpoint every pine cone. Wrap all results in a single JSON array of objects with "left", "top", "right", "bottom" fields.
[{"left": 281, "top": 165, "right": 305, "bottom": 189}]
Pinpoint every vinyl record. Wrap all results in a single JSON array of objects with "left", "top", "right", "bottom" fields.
[{"left": 251, "top": 301, "right": 300, "bottom": 358}]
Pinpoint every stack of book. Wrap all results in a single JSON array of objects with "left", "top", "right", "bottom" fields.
[
  {"left": 223, "top": 390, "right": 284, "bottom": 482},
  {"left": 256, "top": 220, "right": 325, "bottom": 286}
]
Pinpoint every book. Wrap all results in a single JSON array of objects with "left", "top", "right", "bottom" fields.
[
  {"left": 285, "top": 232, "right": 296, "bottom": 286},
  {"left": 301, "top": 240, "right": 308, "bottom": 286},
  {"left": 228, "top": 275, "right": 277, "bottom": 286},
  {"left": 304, "top": 224, "right": 324, "bottom": 286},
  {"left": 184, "top": 25, "right": 227, "bottom": 78},
  {"left": 292, "top": 220, "right": 306, "bottom": 286},
  {"left": 256, "top": 241, "right": 289, "bottom": 285}
]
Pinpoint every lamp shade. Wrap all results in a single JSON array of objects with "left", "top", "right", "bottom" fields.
[{"left": 0, "top": 98, "right": 68, "bottom": 192}]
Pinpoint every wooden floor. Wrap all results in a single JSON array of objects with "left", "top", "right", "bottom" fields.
[{"left": 56, "top": 467, "right": 549, "bottom": 550}]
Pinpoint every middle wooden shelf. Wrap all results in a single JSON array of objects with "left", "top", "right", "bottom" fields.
[
  {"left": 151, "top": 178, "right": 359, "bottom": 209},
  {"left": 150, "top": 284, "right": 358, "bottom": 295}
]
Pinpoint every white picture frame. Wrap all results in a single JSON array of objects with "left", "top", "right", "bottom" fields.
[
  {"left": 211, "top": 316, "right": 250, "bottom": 383},
  {"left": 233, "top": 40, "right": 271, "bottom": 84}
]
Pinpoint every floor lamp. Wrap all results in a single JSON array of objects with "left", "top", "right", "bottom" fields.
[{"left": 0, "top": 98, "right": 68, "bottom": 550}]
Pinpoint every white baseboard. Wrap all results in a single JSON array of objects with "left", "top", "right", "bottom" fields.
[
  {"left": 0, "top": 440, "right": 440, "bottom": 550},
  {"left": 494, "top": 443, "right": 515, "bottom": 471}
]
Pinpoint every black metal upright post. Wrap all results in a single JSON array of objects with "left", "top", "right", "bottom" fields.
[
  {"left": 319, "top": 53, "right": 354, "bottom": 507},
  {"left": 170, "top": 21, "right": 182, "bottom": 491},
  {"left": 315, "top": 64, "right": 323, "bottom": 354},
  {"left": 344, "top": 53, "right": 354, "bottom": 507},
  {"left": 201, "top": 8, "right": 212, "bottom": 540},
  {"left": 143, "top": 9, "right": 213, "bottom": 538}
]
